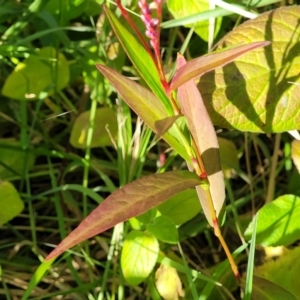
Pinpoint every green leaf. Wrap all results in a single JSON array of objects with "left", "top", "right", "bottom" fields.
[
  {"left": 170, "top": 41, "right": 269, "bottom": 91},
  {"left": 199, "top": 6, "right": 300, "bottom": 132},
  {"left": 2, "top": 46, "right": 69, "bottom": 101},
  {"left": 46, "top": 170, "right": 201, "bottom": 259},
  {"left": 177, "top": 54, "right": 225, "bottom": 226},
  {"left": 147, "top": 216, "right": 178, "bottom": 244},
  {"left": 167, "top": 0, "right": 222, "bottom": 42},
  {"left": 0, "top": 139, "right": 35, "bottom": 179},
  {"left": 291, "top": 140, "right": 300, "bottom": 173},
  {"left": 253, "top": 247, "right": 300, "bottom": 299},
  {"left": 218, "top": 137, "right": 240, "bottom": 178},
  {"left": 104, "top": 5, "right": 173, "bottom": 114},
  {"left": 96, "top": 64, "right": 191, "bottom": 163},
  {"left": 251, "top": 276, "right": 297, "bottom": 300},
  {"left": 157, "top": 188, "right": 201, "bottom": 225},
  {"left": 69, "top": 107, "right": 118, "bottom": 149},
  {"left": 121, "top": 230, "right": 159, "bottom": 286},
  {"left": 244, "top": 195, "right": 300, "bottom": 246},
  {"left": 0, "top": 181, "right": 24, "bottom": 226}
]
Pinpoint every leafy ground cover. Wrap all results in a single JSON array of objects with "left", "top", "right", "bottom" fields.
[{"left": 0, "top": 0, "right": 300, "bottom": 299}]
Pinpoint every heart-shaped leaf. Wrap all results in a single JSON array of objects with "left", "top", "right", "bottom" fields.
[
  {"left": 46, "top": 170, "right": 201, "bottom": 260},
  {"left": 147, "top": 216, "right": 178, "bottom": 244},
  {"left": 177, "top": 54, "right": 225, "bottom": 226},
  {"left": 198, "top": 6, "right": 300, "bottom": 132},
  {"left": 69, "top": 107, "right": 118, "bottom": 149},
  {"left": 245, "top": 194, "right": 300, "bottom": 246},
  {"left": 121, "top": 230, "right": 159, "bottom": 286},
  {"left": 2, "top": 46, "right": 69, "bottom": 101},
  {"left": 0, "top": 181, "right": 24, "bottom": 226}
]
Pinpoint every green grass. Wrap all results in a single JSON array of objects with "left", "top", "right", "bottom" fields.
[{"left": 0, "top": 0, "right": 299, "bottom": 299}]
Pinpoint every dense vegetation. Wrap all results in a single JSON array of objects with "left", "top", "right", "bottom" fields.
[{"left": 0, "top": 0, "right": 300, "bottom": 299}]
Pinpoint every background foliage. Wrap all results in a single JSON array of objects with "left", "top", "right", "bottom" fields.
[{"left": 0, "top": 0, "right": 299, "bottom": 299}]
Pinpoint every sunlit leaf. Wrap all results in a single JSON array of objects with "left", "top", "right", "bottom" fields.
[
  {"left": 245, "top": 195, "right": 300, "bottom": 246},
  {"left": 2, "top": 46, "right": 69, "bottom": 101},
  {"left": 176, "top": 54, "right": 225, "bottom": 226},
  {"left": 291, "top": 140, "right": 300, "bottom": 173},
  {"left": 155, "top": 265, "right": 184, "bottom": 300},
  {"left": 46, "top": 170, "right": 201, "bottom": 259},
  {"left": 121, "top": 230, "right": 159, "bottom": 286},
  {"left": 170, "top": 41, "right": 269, "bottom": 91},
  {"left": 0, "top": 181, "right": 24, "bottom": 226},
  {"left": 167, "top": 0, "right": 222, "bottom": 42},
  {"left": 199, "top": 6, "right": 300, "bottom": 132},
  {"left": 69, "top": 107, "right": 118, "bottom": 149}
]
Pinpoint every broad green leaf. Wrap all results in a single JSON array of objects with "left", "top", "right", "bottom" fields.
[
  {"left": 96, "top": 64, "right": 191, "bottom": 163},
  {"left": 177, "top": 54, "right": 225, "bottom": 226},
  {"left": 69, "top": 107, "right": 118, "bottom": 149},
  {"left": 170, "top": 41, "right": 269, "bottom": 91},
  {"left": 46, "top": 170, "right": 201, "bottom": 259},
  {"left": 291, "top": 140, "right": 300, "bottom": 173},
  {"left": 2, "top": 46, "right": 69, "bottom": 101},
  {"left": 198, "top": 6, "right": 300, "bottom": 132},
  {"left": 157, "top": 188, "right": 200, "bottom": 225},
  {"left": 254, "top": 247, "right": 300, "bottom": 299},
  {"left": 218, "top": 137, "right": 239, "bottom": 178},
  {"left": 104, "top": 5, "right": 173, "bottom": 114},
  {"left": 251, "top": 276, "right": 297, "bottom": 300},
  {"left": 167, "top": 0, "right": 222, "bottom": 42},
  {"left": 244, "top": 195, "right": 300, "bottom": 246},
  {"left": 121, "top": 230, "right": 159, "bottom": 286},
  {"left": 147, "top": 216, "right": 178, "bottom": 244},
  {"left": 155, "top": 265, "right": 184, "bottom": 300},
  {"left": 0, "top": 139, "right": 35, "bottom": 179},
  {"left": 0, "top": 181, "right": 24, "bottom": 226}
]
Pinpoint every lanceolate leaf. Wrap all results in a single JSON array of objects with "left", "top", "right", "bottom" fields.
[
  {"left": 170, "top": 41, "right": 269, "bottom": 91},
  {"left": 177, "top": 54, "right": 225, "bottom": 226},
  {"left": 104, "top": 5, "right": 173, "bottom": 115},
  {"left": 199, "top": 5, "right": 300, "bottom": 132},
  {"left": 96, "top": 64, "right": 191, "bottom": 163},
  {"left": 46, "top": 171, "right": 201, "bottom": 259}
]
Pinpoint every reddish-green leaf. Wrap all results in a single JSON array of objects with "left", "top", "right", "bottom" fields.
[
  {"left": 104, "top": 5, "right": 173, "bottom": 114},
  {"left": 177, "top": 54, "right": 225, "bottom": 226},
  {"left": 170, "top": 41, "right": 269, "bottom": 91},
  {"left": 199, "top": 6, "right": 300, "bottom": 132},
  {"left": 46, "top": 170, "right": 201, "bottom": 260},
  {"left": 96, "top": 64, "right": 191, "bottom": 163}
]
